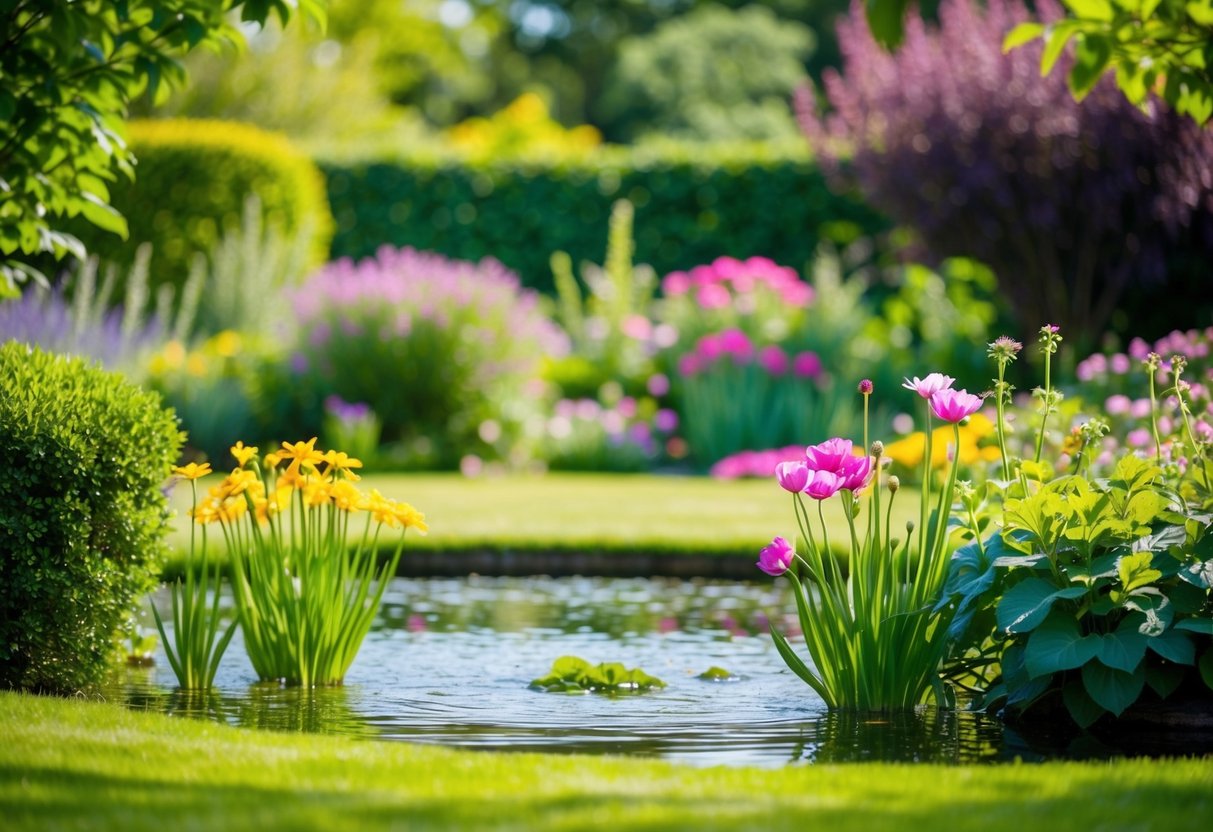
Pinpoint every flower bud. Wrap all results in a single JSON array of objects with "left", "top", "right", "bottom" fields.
[
  {"left": 870, "top": 440, "right": 884, "bottom": 458},
  {"left": 888, "top": 475, "right": 900, "bottom": 493},
  {"left": 858, "top": 378, "right": 873, "bottom": 395},
  {"left": 906, "top": 520, "right": 915, "bottom": 534}
]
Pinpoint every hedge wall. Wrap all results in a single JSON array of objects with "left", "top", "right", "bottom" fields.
[
  {"left": 75, "top": 119, "right": 333, "bottom": 295},
  {"left": 321, "top": 145, "right": 887, "bottom": 292}
]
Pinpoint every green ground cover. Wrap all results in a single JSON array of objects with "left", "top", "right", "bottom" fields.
[
  {"left": 2, "top": 691, "right": 1211, "bottom": 832},
  {"left": 164, "top": 472, "right": 920, "bottom": 572}
]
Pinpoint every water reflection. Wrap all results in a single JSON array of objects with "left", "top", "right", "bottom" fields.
[{"left": 102, "top": 576, "right": 1092, "bottom": 767}]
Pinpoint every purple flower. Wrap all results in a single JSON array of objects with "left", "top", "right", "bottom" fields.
[
  {"left": 1110, "top": 353, "right": 1132, "bottom": 375},
  {"left": 837, "top": 454, "right": 874, "bottom": 492},
  {"left": 654, "top": 408, "right": 679, "bottom": 433},
  {"left": 1104, "top": 394, "right": 1131, "bottom": 415},
  {"left": 804, "top": 469, "right": 844, "bottom": 500},
  {"left": 646, "top": 373, "right": 671, "bottom": 397},
  {"left": 902, "top": 373, "right": 956, "bottom": 399},
  {"left": 857, "top": 378, "right": 873, "bottom": 395},
  {"left": 775, "top": 460, "right": 810, "bottom": 493},
  {"left": 757, "top": 536, "right": 796, "bottom": 576},
  {"left": 929, "top": 388, "right": 984, "bottom": 423}
]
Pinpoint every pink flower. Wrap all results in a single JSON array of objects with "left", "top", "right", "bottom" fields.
[
  {"left": 1128, "top": 337, "right": 1151, "bottom": 360},
  {"left": 837, "top": 454, "right": 873, "bottom": 492},
  {"left": 775, "top": 460, "right": 809, "bottom": 493},
  {"left": 677, "top": 354, "right": 703, "bottom": 377},
  {"left": 857, "top": 378, "right": 873, "bottom": 395},
  {"left": 805, "top": 437, "right": 853, "bottom": 472},
  {"left": 1105, "top": 394, "right": 1131, "bottom": 415},
  {"left": 646, "top": 373, "right": 670, "bottom": 397},
  {"left": 929, "top": 388, "right": 984, "bottom": 423},
  {"left": 1126, "top": 428, "right": 1151, "bottom": 448},
  {"left": 663, "top": 271, "right": 691, "bottom": 296},
  {"left": 1110, "top": 353, "right": 1131, "bottom": 375},
  {"left": 903, "top": 373, "right": 955, "bottom": 399},
  {"left": 792, "top": 351, "right": 822, "bottom": 379},
  {"left": 1130, "top": 398, "right": 1153, "bottom": 419},
  {"left": 804, "top": 469, "right": 843, "bottom": 500},
  {"left": 718, "top": 328, "right": 753, "bottom": 358},
  {"left": 696, "top": 283, "right": 732, "bottom": 309},
  {"left": 758, "top": 345, "right": 789, "bottom": 376},
  {"left": 757, "top": 536, "right": 795, "bottom": 576}
]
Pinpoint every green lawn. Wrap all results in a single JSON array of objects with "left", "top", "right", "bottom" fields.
[
  {"left": 2, "top": 691, "right": 1210, "bottom": 832},
  {"left": 164, "top": 472, "right": 921, "bottom": 573}
]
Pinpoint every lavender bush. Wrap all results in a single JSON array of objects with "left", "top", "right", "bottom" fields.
[
  {"left": 799, "top": 0, "right": 1213, "bottom": 347},
  {"left": 290, "top": 247, "right": 567, "bottom": 469}
]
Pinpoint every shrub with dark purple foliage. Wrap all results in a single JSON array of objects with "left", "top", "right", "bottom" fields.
[{"left": 799, "top": 0, "right": 1213, "bottom": 346}]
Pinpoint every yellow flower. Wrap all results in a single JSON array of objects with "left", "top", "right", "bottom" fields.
[
  {"left": 255, "top": 487, "right": 292, "bottom": 522},
  {"left": 360, "top": 489, "right": 427, "bottom": 533},
  {"left": 263, "top": 451, "right": 282, "bottom": 469},
  {"left": 215, "top": 468, "right": 259, "bottom": 500},
  {"left": 215, "top": 498, "right": 248, "bottom": 523},
  {"left": 211, "top": 330, "right": 242, "bottom": 358},
  {"left": 393, "top": 501, "right": 428, "bottom": 535},
  {"left": 190, "top": 498, "right": 220, "bottom": 524},
  {"left": 279, "top": 438, "right": 325, "bottom": 478},
  {"left": 884, "top": 413, "right": 1001, "bottom": 471},
  {"left": 304, "top": 479, "right": 332, "bottom": 507},
  {"left": 231, "top": 441, "right": 259, "bottom": 467},
  {"left": 322, "top": 450, "right": 363, "bottom": 481},
  {"left": 186, "top": 353, "right": 208, "bottom": 377},
  {"left": 173, "top": 462, "right": 212, "bottom": 480},
  {"left": 330, "top": 480, "right": 363, "bottom": 512}
]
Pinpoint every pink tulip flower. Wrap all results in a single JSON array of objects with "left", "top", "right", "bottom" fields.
[
  {"left": 902, "top": 373, "right": 956, "bottom": 399},
  {"left": 929, "top": 388, "right": 984, "bottom": 423},
  {"left": 775, "top": 461, "right": 810, "bottom": 493},
  {"left": 757, "top": 536, "right": 795, "bottom": 576},
  {"left": 837, "top": 454, "right": 874, "bottom": 492},
  {"left": 804, "top": 469, "right": 843, "bottom": 501},
  {"left": 805, "top": 437, "right": 854, "bottom": 472}
]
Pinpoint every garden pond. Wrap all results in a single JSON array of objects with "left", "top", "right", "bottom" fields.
[{"left": 106, "top": 576, "right": 1210, "bottom": 767}]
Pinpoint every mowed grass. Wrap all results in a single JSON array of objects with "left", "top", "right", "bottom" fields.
[
  {"left": 163, "top": 472, "right": 921, "bottom": 568},
  {"left": 2, "top": 691, "right": 1211, "bottom": 832}
]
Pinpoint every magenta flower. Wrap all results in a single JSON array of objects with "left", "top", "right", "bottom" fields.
[
  {"left": 757, "top": 536, "right": 796, "bottom": 576},
  {"left": 759, "top": 344, "right": 790, "bottom": 376},
  {"left": 902, "top": 373, "right": 955, "bottom": 399},
  {"left": 775, "top": 460, "right": 810, "bottom": 493},
  {"left": 804, "top": 437, "right": 854, "bottom": 472},
  {"left": 792, "top": 351, "right": 822, "bottom": 379},
  {"left": 929, "top": 388, "right": 984, "bottom": 423},
  {"left": 837, "top": 454, "right": 874, "bottom": 492},
  {"left": 857, "top": 378, "right": 873, "bottom": 395},
  {"left": 804, "top": 469, "right": 843, "bottom": 500}
]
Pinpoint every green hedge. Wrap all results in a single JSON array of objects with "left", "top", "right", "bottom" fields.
[
  {"left": 75, "top": 119, "right": 333, "bottom": 295},
  {"left": 0, "top": 343, "right": 181, "bottom": 692},
  {"left": 321, "top": 144, "right": 887, "bottom": 292}
]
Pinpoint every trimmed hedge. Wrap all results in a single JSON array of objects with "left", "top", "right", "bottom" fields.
[
  {"left": 322, "top": 144, "right": 887, "bottom": 292},
  {"left": 75, "top": 119, "right": 333, "bottom": 295},
  {"left": 0, "top": 342, "right": 181, "bottom": 692}
]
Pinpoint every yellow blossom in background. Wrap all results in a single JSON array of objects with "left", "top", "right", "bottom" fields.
[
  {"left": 231, "top": 441, "right": 259, "bottom": 467},
  {"left": 304, "top": 479, "right": 333, "bottom": 507},
  {"left": 173, "top": 462, "right": 212, "bottom": 480},
  {"left": 446, "top": 93, "right": 601, "bottom": 162},
  {"left": 393, "top": 501, "right": 428, "bottom": 534},
  {"left": 210, "top": 330, "right": 242, "bottom": 359},
  {"left": 216, "top": 468, "right": 259, "bottom": 500},
  {"left": 885, "top": 413, "right": 1001, "bottom": 471},
  {"left": 186, "top": 353, "right": 208, "bottom": 377},
  {"left": 264, "top": 451, "right": 282, "bottom": 469},
  {"left": 149, "top": 341, "right": 187, "bottom": 377},
  {"left": 190, "top": 498, "right": 220, "bottom": 524}
]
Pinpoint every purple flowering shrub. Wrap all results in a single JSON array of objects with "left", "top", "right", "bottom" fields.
[
  {"left": 541, "top": 395, "right": 679, "bottom": 473},
  {"left": 800, "top": 0, "right": 1213, "bottom": 346},
  {"left": 290, "top": 247, "right": 567, "bottom": 469}
]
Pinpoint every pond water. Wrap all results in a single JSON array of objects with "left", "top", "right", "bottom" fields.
[{"left": 106, "top": 576, "right": 1193, "bottom": 767}]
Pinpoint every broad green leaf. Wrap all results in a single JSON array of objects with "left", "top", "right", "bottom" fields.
[
  {"left": 1063, "top": 678, "right": 1107, "bottom": 728},
  {"left": 1116, "top": 551, "right": 1162, "bottom": 592},
  {"left": 1175, "top": 618, "right": 1213, "bottom": 635},
  {"left": 1095, "top": 621, "right": 1148, "bottom": 672},
  {"left": 697, "top": 666, "right": 736, "bottom": 681},
  {"left": 1003, "top": 22, "right": 1045, "bottom": 52},
  {"left": 1187, "top": 0, "right": 1213, "bottom": 26},
  {"left": 78, "top": 192, "right": 128, "bottom": 238},
  {"left": 1146, "top": 628, "right": 1195, "bottom": 665},
  {"left": 1200, "top": 648, "right": 1213, "bottom": 691},
  {"left": 1146, "top": 663, "right": 1186, "bottom": 699},
  {"left": 1025, "top": 612, "right": 1102, "bottom": 678},
  {"left": 996, "top": 577, "right": 1087, "bottom": 634},
  {"left": 550, "top": 655, "right": 591, "bottom": 678},
  {"left": 1042, "top": 25, "right": 1080, "bottom": 77},
  {"left": 1081, "top": 662, "right": 1145, "bottom": 716},
  {"left": 1179, "top": 558, "right": 1213, "bottom": 588},
  {"left": 769, "top": 626, "right": 827, "bottom": 699},
  {"left": 1169, "top": 582, "right": 1208, "bottom": 613},
  {"left": 1064, "top": 0, "right": 1115, "bottom": 19}
]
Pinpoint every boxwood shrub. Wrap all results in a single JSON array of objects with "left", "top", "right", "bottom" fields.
[
  {"left": 0, "top": 342, "right": 182, "bottom": 692},
  {"left": 322, "top": 143, "right": 887, "bottom": 293},
  {"left": 73, "top": 118, "right": 333, "bottom": 298}
]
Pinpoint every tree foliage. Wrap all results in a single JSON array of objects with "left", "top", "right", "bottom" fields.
[
  {"left": 866, "top": 0, "right": 1213, "bottom": 123},
  {"left": 801, "top": 0, "right": 1213, "bottom": 346},
  {"left": 0, "top": 0, "right": 325, "bottom": 297}
]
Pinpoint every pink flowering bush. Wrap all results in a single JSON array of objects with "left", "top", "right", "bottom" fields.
[
  {"left": 541, "top": 395, "right": 678, "bottom": 472},
  {"left": 289, "top": 246, "right": 567, "bottom": 469}
]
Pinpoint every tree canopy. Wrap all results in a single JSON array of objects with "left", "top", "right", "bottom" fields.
[{"left": 0, "top": 0, "right": 325, "bottom": 297}]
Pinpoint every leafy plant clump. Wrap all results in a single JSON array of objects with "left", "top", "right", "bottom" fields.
[
  {"left": 0, "top": 342, "right": 181, "bottom": 692},
  {"left": 530, "top": 656, "right": 667, "bottom": 694}
]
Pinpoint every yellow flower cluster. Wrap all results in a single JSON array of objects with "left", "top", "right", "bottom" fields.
[{"left": 174, "top": 439, "right": 427, "bottom": 534}]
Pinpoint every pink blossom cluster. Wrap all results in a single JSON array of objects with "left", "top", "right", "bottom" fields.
[
  {"left": 774, "top": 438, "right": 875, "bottom": 501},
  {"left": 661, "top": 256, "right": 814, "bottom": 309},
  {"left": 676, "top": 328, "right": 823, "bottom": 379},
  {"left": 902, "top": 373, "right": 985, "bottom": 423},
  {"left": 1077, "top": 327, "right": 1213, "bottom": 385},
  {"left": 709, "top": 445, "right": 805, "bottom": 479}
]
